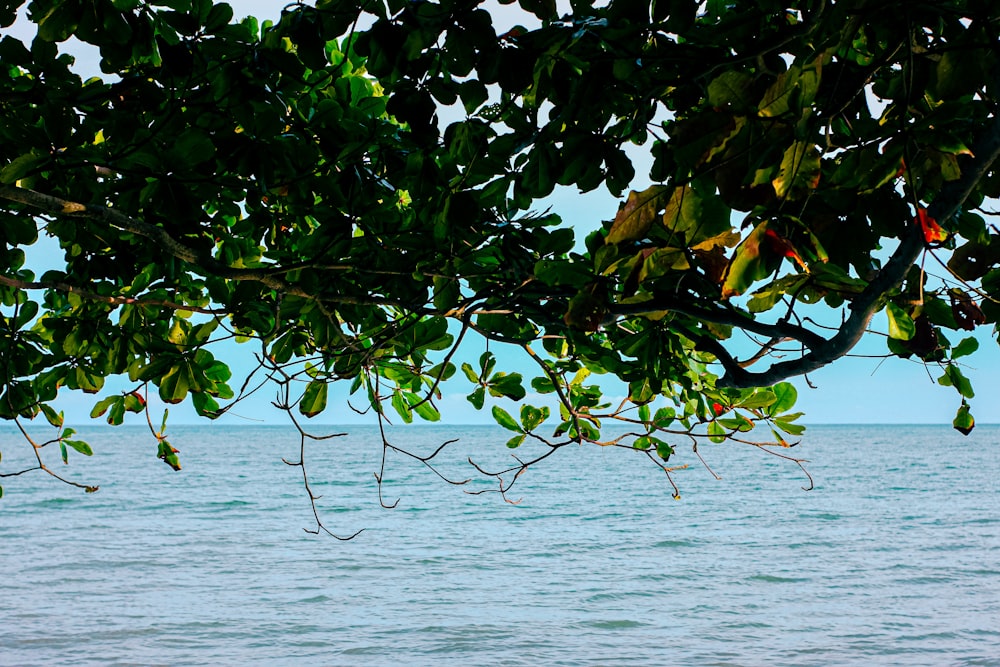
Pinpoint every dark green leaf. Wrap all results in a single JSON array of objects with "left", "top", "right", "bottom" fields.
[
  {"left": 488, "top": 373, "right": 526, "bottom": 401},
  {"left": 299, "top": 380, "right": 328, "bottom": 417},
  {"left": 951, "top": 337, "right": 979, "bottom": 360},
  {"left": 655, "top": 440, "right": 674, "bottom": 461},
  {"left": 467, "top": 386, "right": 485, "bottom": 410}
]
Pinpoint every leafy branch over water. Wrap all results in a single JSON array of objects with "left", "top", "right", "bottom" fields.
[{"left": 1, "top": 0, "right": 999, "bottom": 533}]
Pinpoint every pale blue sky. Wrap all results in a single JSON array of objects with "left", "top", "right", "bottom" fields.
[{"left": 7, "top": 1, "right": 1000, "bottom": 427}]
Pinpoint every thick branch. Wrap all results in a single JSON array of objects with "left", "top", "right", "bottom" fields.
[
  {"left": 610, "top": 295, "right": 828, "bottom": 349},
  {"left": 718, "top": 110, "right": 1000, "bottom": 388}
]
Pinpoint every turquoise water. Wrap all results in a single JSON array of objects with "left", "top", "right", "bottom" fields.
[{"left": 1, "top": 424, "right": 998, "bottom": 666}]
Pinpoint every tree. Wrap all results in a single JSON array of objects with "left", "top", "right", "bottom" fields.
[{"left": 2, "top": 0, "right": 999, "bottom": 531}]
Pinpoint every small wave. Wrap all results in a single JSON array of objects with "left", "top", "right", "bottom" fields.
[
  {"left": 297, "top": 595, "right": 331, "bottom": 603},
  {"left": 586, "top": 619, "right": 648, "bottom": 629},
  {"left": 653, "top": 539, "right": 697, "bottom": 548},
  {"left": 201, "top": 499, "right": 254, "bottom": 508},
  {"left": 28, "top": 497, "right": 78, "bottom": 508},
  {"left": 586, "top": 591, "right": 655, "bottom": 603},
  {"left": 748, "top": 574, "right": 810, "bottom": 583}
]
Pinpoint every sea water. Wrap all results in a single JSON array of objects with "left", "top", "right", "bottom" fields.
[{"left": 1, "top": 423, "right": 997, "bottom": 666}]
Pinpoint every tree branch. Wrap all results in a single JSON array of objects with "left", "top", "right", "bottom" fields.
[
  {"left": 0, "top": 274, "right": 226, "bottom": 314},
  {"left": 610, "top": 295, "right": 828, "bottom": 348},
  {"left": 717, "top": 109, "right": 1000, "bottom": 388},
  {"left": 0, "top": 185, "right": 407, "bottom": 314}
]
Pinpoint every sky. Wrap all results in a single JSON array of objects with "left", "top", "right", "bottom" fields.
[{"left": 6, "top": 1, "right": 1000, "bottom": 428}]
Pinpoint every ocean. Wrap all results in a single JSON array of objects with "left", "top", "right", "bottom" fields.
[{"left": 1, "top": 423, "right": 997, "bottom": 666}]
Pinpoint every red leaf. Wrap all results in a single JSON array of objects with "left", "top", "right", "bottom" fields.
[
  {"left": 916, "top": 208, "right": 947, "bottom": 244},
  {"left": 764, "top": 229, "right": 807, "bottom": 270}
]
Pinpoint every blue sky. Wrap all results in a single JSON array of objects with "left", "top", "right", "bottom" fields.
[{"left": 8, "top": 1, "right": 1000, "bottom": 428}]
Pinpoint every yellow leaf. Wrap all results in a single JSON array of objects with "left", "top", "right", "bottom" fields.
[
  {"left": 772, "top": 142, "right": 821, "bottom": 200},
  {"left": 606, "top": 185, "right": 671, "bottom": 244}
]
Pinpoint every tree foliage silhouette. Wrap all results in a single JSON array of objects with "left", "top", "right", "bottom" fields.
[{"left": 2, "top": 0, "right": 999, "bottom": 516}]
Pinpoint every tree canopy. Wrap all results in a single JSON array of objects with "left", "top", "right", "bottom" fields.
[{"left": 2, "top": 0, "right": 999, "bottom": 527}]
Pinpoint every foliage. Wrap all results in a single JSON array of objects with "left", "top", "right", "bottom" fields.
[{"left": 2, "top": 0, "right": 1000, "bottom": 529}]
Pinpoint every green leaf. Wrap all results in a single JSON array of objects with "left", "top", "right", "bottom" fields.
[
  {"left": 707, "top": 420, "right": 727, "bottom": 443},
  {"left": 299, "top": 380, "right": 328, "bottom": 418},
  {"left": 467, "top": 386, "right": 485, "bottom": 410},
  {"left": 192, "top": 391, "right": 221, "bottom": 417},
  {"left": 158, "top": 366, "right": 190, "bottom": 404},
  {"left": 953, "top": 402, "right": 975, "bottom": 435},
  {"left": 460, "top": 362, "right": 479, "bottom": 384},
  {"left": 655, "top": 440, "right": 674, "bottom": 461},
  {"left": 707, "top": 70, "right": 754, "bottom": 110},
  {"left": 505, "top": 434, "right": 526, "bottom": 449},
  {"left": 938, "top": 365, "right": 975, "bottom": 399},
  {"left": 758, "top": 60, "right": 820, "bottom": 118},
  {"left": 769, "top": 382, "right": 798, "bottom": 415},
  {"left": 40, "top": 404, "right": 64, "bottom": 428},
  {"left": 479, "top": 352, "right": 496, "bottom": 377},
  {"left": 736, "top": 389, "right": 776, "bottom": 410},
  {"left": 108, "top": 399, "right": 126, "bottom": 426},
  {"left": 427, "top": 362, "right": 456, "bottom": 383},
  {"left": 721, "top": 222, "right": 778, "bottom": 298},
  {"left": 432, "top": 276, "right": 460, "bottom": 311},
  {"left": 519, "top": 404, "right": 548, "bottom": 431},
  {"left": 518, "top": 143, "right": 558, "bottom": 198},
  {"left": 171, "top": 128, "right": 216, "bottom": 165},
  {"left": 886, "top": 303, "right": 916, "bottom": 340},
  {"left": 772, "top": 142, "right": 821, "bottom": 200},
  {"left": 123, "top": 392, "right": 146, "bottom": 413},
  {"left": 34, "top": 2, "right": 82, "bottom": 42},
  {"left": 491, "top": 405, "right": 522, "bottom": 432},
  {"left": 158, "top": 439, "right": 182, "bottom": 471},
  {"left": 951, "top": 337, "right": 979, "bottom": 360},
  {"left": 773, "top": 418, "right": 806, "bottom": 436},
  {"left": 653, "top": 407, "right": 675, "bottom": 428},
  {"left": 90, "top": 396, "right": 119, "bottom": 419},
  {"left": 1, "top": 151, "right": 48, "bottom": 184},
  {"left": 660, "top": 183, "right": 731, "bottom": 247},
  {"left": 718, "top": 416, "right": 755, "bottom": 432},
  {"left": 530, "top": 376, "right": 555, "bottom": 394},
  {"left": 407, "top": 392, "right": 440, "bottom": 422},
  {"left": 488, "top": 373, "right": 526, "bottom": 401},
  {"left": 63, "top": 439, "right": 93, "bottom": 456},
  {"left": 205, "top": 2, "right": 234, "bottom": 31}
]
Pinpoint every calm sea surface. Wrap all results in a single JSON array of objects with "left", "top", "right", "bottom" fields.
[{"left": 1, "top": 423, "right": 997, "bottom": 666}]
